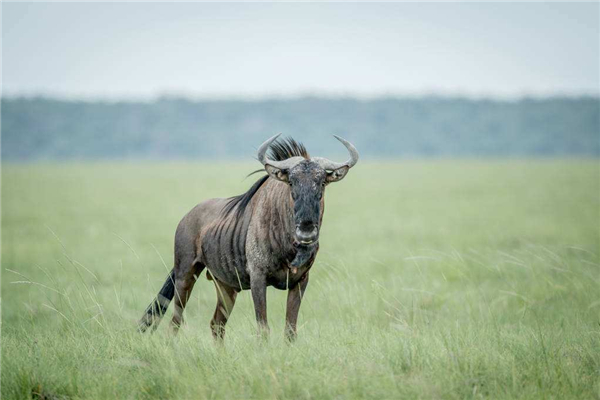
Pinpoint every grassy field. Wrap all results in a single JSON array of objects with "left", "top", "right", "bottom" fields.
[{"left": 2, "top": 160, "right": 599, "bottom": 399}]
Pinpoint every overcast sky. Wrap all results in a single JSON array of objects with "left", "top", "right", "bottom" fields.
[{"left": 2, "top": 2, "right": 599, "bottom": 99}]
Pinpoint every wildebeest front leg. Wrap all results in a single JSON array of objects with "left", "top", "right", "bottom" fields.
[
  {"left": 210, "top": 279, "right": 238, "bottom": 340},
  {"left": 250, "top": 274, "right": 269, "bottom": 337},
  {"left": 285, "top": 272, "right": 309, "bottom": 341}
]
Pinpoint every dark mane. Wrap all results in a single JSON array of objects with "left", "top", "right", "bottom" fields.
[
  {"left": 222, "top": 175, "right": 269, "bottom": 218},
  {"left": 222, "top": 137, "right": 308, "bottom": 218},
  {"left": 268, "top": 137, "right": 310, "bottom": 161}
]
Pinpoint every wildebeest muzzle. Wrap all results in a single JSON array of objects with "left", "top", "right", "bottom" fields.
[{"left": 295, "top": 222, "right": 319, "bottom": 245}]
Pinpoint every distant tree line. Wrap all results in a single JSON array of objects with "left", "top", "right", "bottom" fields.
[{"left": 2, "top": 96, "right": 598, "bottom": 161}]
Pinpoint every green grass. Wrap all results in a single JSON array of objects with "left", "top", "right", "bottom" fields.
[{"left": 2, "top": 160, "right": 599, "bottom": 399}]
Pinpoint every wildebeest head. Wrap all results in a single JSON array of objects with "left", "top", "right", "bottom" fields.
[{"left": 258, "top": 134, "right": 359, "bottom": 246}]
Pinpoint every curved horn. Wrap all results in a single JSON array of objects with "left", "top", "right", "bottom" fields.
[
  {"left": 257, "top": 133, "right": 281, "bottom": 165},
  {"left": 313, "top": 135, "right": 359, "bottom": 170},
  {"left": 257, "top": 133, "right": 305, "bottom": 170}
]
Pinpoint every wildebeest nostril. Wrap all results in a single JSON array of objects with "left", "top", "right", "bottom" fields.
[
  {"left": 295, "top": 225, "right": 318, "bottom": 244},
  {"left": 298, "top": 221, "right": 316, "bottom": 231}
]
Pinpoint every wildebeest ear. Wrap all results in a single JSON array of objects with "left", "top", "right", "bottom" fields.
[
  {"left": 326, "top": 166, "right": 349, "bottom": 183},
  {"left": 265, "top": 164, "right": 289, "bottom": 182}
]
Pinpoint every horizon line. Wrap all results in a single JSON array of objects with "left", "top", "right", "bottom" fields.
[{"left": 3, "top": 90, "right": 599, "bottom": 103}]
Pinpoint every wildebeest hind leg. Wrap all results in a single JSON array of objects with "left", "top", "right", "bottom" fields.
[
  {"left": 170, "top": 258, "right": 204, "bottom": 334},
  {"left": 210, "top": 279, "right": 238, "bottom": 340}
]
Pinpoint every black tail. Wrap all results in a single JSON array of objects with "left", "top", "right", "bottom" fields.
[{"left": 138, "top": 270, "right": 176, "bottom": 333}]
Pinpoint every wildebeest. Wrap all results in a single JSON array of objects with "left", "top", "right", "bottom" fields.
[{"left": 138, "top": 134, "right": 359, "bottom": 340}]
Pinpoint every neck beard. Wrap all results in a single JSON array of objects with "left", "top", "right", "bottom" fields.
[{"left": 290, "top": 242, "right": 318, "bottom": 268}]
